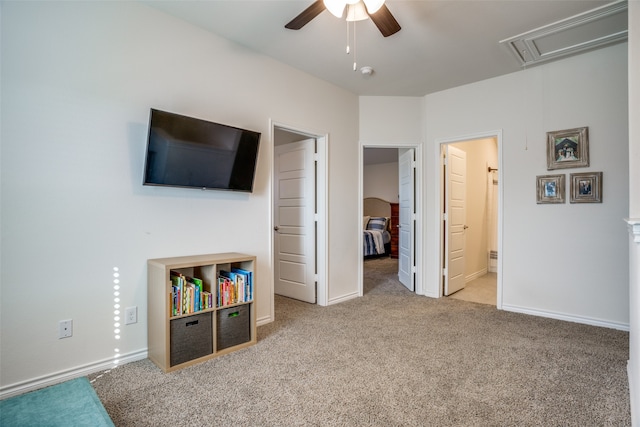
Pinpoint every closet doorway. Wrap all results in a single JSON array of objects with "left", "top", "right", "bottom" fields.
[
  {"left": 440, "top": 135, "right": 501, "bottom": 307},
  {"left": 272, "top": 123, "right": 328, "bottom": 306}
]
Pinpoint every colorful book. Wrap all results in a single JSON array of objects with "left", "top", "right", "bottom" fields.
[{"left": 232, "top": 268, "right": 253, "bottom": 302}]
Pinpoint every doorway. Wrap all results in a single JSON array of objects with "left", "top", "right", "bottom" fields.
[
  {"left": 360, "top": 144, "right": 423, "bottom": 296},
  {"left": 271, "top": 123, "right": 328, "bottom": 307},
  {"left": 439, "top": 133, "right": 501, "bottom": 307}
]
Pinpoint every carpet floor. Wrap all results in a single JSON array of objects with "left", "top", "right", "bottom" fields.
[{"left": 90, "top": 257, "right": 630, "bottom": 426}]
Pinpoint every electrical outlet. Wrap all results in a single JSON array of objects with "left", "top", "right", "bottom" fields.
[
  {"left": 59, "top": 319, "right": 73, "bottom": 339},
  {"left": 125, "top": 306, "right": 137, "bottom": 325}
]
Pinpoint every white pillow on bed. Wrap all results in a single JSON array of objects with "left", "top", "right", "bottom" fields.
[{"left": 363, "top": 216, "right": 371, "bottom": 229}]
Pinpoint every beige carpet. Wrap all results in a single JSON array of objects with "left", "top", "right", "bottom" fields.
[{"left": 90, "top": 257, "right": 630, "bottom": 426}]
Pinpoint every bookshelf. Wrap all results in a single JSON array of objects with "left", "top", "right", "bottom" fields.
[{"left": 147, "top": 253, "right": 257, "bottom": 372}]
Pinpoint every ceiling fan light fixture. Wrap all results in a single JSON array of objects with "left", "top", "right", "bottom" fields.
[
  {"left": 286, "top": 0, "right": 400, "bottom": 38},
  {"left": 346, "top": 2, "right": 369, "bottom": 22},
  {"left": 363, "top": 0, "right": 385, "bottom": 14},
  {"left": 325, "top": 0, "right": 381, "bottom": 19},
  {"left": 323, "top": 0, "right": 346, "bottom": 18}
]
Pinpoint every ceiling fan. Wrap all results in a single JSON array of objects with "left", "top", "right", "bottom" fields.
[{"left": 285, "top": 0, "right": 401, "bottom": 37}]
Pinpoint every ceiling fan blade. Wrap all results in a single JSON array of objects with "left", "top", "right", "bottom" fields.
[
  {"left": 285, "top": 0, "right": 326, "bottom": 30},
  {"left": 368, "top": 4, "right": 401, "bottom": 37}
]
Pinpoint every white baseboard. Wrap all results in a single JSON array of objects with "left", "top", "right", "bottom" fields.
[
  {"left": 502, "top": 304, "right": 630, "bottom": 331},
  {"left": 631, "top": 361, "right": 639, "bottom": 427},
  {"left": 0, "top": 349, "right": 148, "bottom": 400},
  {"left": 257, "top": 315, "right": 273, "bottom": 326},
  {"left": 465, "top": 268, "right": 488, "bottom": 283},
  {"left": 327, "top": 292, "right": 359, "bottom": 305}
]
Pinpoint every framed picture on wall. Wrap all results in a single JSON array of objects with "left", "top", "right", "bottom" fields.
[
  {"left": 536, "top": 174, "right": 565, "bottom": 204},
  {"left": 570, "top": 172, "right": 602, "bottom": 203},
  {"left": 546, "top": 127, "right": 589, "bottom": 170}
]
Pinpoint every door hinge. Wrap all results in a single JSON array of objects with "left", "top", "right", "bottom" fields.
[
  {"left": 443, "top": 155, "right": 448, "bottom": 166},
  {"left": 314, "top": 274, "right": 319, "bottom": 282},
  {"left": 442, "top": 267, "right": 447, "bottom": 276},
  {"left": 314, "top": 153, "right": 319, "bottom": 162},
  {"left": 442, "top": 212, "right": 448, "bottom": 221},
  {"left": 314, "top": 213, "right": 319, "bottom": 222},
  {"left": 411, "top": 266, "right": 417, "bottom": 274},
  {"left": 411, "top": 160, "right": 417, "bottom": 169}
]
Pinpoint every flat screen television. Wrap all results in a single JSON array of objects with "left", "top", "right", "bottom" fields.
[{"left": 143, "top": 109, "right": 261, "bottom": 192}]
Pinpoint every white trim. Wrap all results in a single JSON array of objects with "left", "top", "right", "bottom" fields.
[
  {"left": 630, "top": 362, "right": 638, "bottom": 427},
  {"left": 0, "top": 349, "right": 147, "bottom": 400},
  {"left": 316, "top": 135, "right": 329, "bottom": 306},
  {"left": 434, "top": 130, "right": 504, "bottom": 308},
  {"left": 256, "top": 315, "right": 273, "bottom": 326},
  {"left": 269, "top": 120, "right": 329, "bottom": 309},
  {"left": 358, "top": 141, "right": 424, "bottom": 297},
  {"left": 268, "top": 121, "right": 276, "bottom": 323},
  {"left": 626, "top": 218, "right": 640, "bottom": 243},
  {"left": 502, "top": 304, "right": 630, "bottom": 331},
  {"left": 327, "top": 292, "right": 359, "bottom": 305},
  {"left": 626, "top": 218, "right": 640, "bottom": 426},
  {"left": 466, "top": 268, "right": 488, "bottom": 283},
  {"left": 358, "top": 148, "right": 365, "bottom": 297}
]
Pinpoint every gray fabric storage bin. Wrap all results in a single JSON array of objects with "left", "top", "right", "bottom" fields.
[
  {"left": 170, "top": 312, "right": 213, "bottom": 366},
  {"left": 216, "top": 305, "right": 251, "bottom": 351}
]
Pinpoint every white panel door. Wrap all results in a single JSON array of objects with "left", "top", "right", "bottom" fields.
[
  {"left": 398, "top": 149, "right": 415, "bottom": 291},
  {"left": 444, "top": 145, "right": 467, "bottom": 296},
  {"left": 274, "top": 139, "right": 316, "bottom": 303}
]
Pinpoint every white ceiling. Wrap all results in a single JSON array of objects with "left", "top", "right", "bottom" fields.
[{"left": 141, "top": 0, "right": 623, "bottom": 97}]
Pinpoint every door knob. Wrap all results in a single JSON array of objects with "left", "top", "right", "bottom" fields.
[
  {"left": 463, "top": 225, "right": 469, "bottom": 230},
  {"left": 274, "top": 226, "right": 280, "bottom": 231}
]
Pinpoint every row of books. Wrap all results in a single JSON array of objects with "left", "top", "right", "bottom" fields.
[
  {"left": 218, "top": 268, "right": 253, "bottom": 307},
  {"left": 169, "top": 267, "right": 254, "bottom": 316},
  {"left": 170, "top": 271, "right": 213, "bottom": 317}
]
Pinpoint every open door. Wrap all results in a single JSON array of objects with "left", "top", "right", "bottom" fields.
[
  {"left": 274, "top": 139, "right": 316, "bottom": 303},
  {"left": 398, "top": 149, "right": 415, "bottom": 291},
  {"left": 443, "top": 145, "right": 467, "bottom": 296}
]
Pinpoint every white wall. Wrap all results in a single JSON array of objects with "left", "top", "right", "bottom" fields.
[
  {"left": 631, "top": 2, "right": 640, "bottom": 218},
  {"left": 425, "top": 43, "right": 629, "bottom": 328},
  {"left": 360, "top": 96, "right": 425, "bottom": 143},
  {"left": 0, "top": 1, "right": 359, "bottom": 391},
  {"left": 363, "top": 162, "right": 399, "bottom": 202}
]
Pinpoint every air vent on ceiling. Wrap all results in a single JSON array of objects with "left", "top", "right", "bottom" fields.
[{"left": 500, "top": 0, "right": 628, "bottom": 67}]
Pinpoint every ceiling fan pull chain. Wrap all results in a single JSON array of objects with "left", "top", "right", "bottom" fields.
[
  {"left": 346, "top": 20, "right": 350, "bottom": 54},
  {"left": 353, "top": 20, "right": 357, "bottom": 71}
]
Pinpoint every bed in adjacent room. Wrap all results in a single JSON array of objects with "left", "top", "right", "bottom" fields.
[{"left": 363, "top": 197, "right": 392, "bottom": 257}]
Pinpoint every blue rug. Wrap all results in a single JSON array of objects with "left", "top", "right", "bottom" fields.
[{"left": 0, "top": 377, "right": 114, "bottom": 427}]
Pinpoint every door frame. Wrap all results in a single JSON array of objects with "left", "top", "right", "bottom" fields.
[
  {"left": 435, "top": 130, "right": 503, "bottom": 309},
  {"left": 358, "top": 141, "right": 423, "bottom": 296},
  {"left": 270, "top": 120, "right": 328, "bottom": 311}
]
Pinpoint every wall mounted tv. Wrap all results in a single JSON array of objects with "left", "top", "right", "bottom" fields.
[{"left": 143, "top": 109, "right": 261, "bottom": 192}]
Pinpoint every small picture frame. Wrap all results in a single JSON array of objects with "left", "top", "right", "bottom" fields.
[
  {"left": 536, "top": 174, "right": 565, "bottom": 204},
  {"left": 570, "top": 172, "right": 602, "bottom": 203},
  {"left": 546, "top": 127, "right": 589, "bottom": 170}
]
